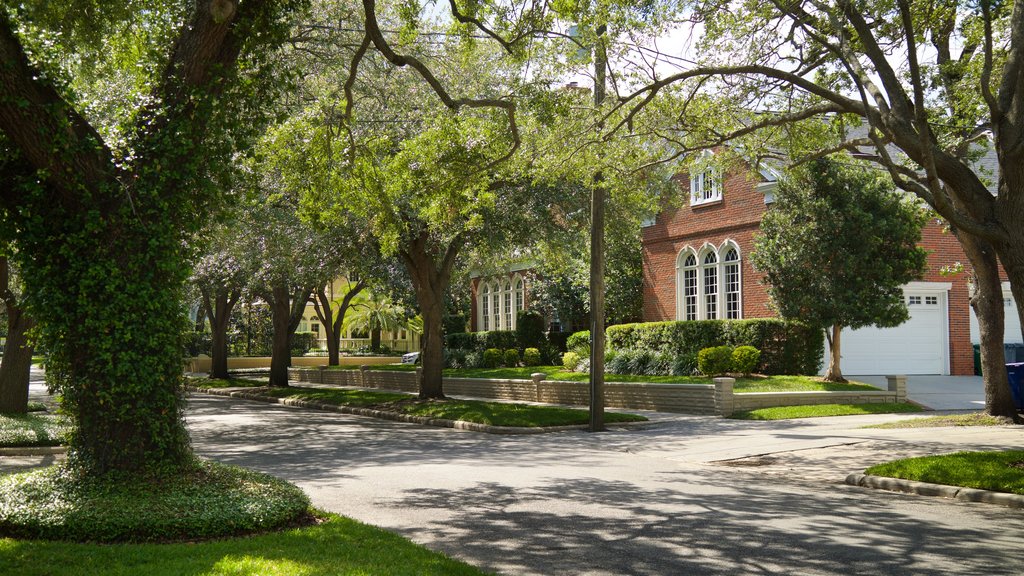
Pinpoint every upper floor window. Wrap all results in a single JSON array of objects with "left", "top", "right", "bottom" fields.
[{"left": 690, "top": 154, "right": 722, "bottom": 206}]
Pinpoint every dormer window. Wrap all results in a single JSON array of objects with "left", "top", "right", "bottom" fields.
[{"left": 690, "top": 152, "right": 722, "bottom": 206}]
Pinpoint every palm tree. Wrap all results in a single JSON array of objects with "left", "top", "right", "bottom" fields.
[{"left": 343, "top": 293, "right": 408, "bottom": 352}]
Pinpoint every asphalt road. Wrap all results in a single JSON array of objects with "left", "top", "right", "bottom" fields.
[{"left": 186, "top": 393, "right": 1024, "bottom": 576}]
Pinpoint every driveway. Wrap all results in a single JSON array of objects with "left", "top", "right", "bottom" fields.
[
  {"left": 187, "top": 393, "right": 1024, "bottom": 576},
  {"left": 856, "top": 374, "right": 987, "bottom": 410}
]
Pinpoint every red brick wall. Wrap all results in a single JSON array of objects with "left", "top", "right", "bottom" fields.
[{"left": 642, "top": 167, "right": 987, "bottom": 375}]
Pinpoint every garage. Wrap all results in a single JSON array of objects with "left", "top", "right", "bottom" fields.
[{"left": 825, "top": 283, "right": 950, "bottom": 375}]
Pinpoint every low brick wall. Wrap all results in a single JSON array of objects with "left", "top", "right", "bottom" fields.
[
  {"left": 189, "top": 355, "right": 400, "bottom": 373},
  {"left": 285, "top": 370, "right": 907, "bottom": 417}
]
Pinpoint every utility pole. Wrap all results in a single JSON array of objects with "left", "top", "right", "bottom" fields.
[{"left": 589, "top": 24, "right": 607, "bottom": 432}]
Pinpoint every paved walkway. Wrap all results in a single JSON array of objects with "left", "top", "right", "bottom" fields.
[{"left": 856, "top": 374, "right": 986, "bottom": 410}]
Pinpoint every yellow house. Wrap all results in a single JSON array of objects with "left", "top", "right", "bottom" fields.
[{"left": 299, "top": 278, "right": 421, "bottom": 354}]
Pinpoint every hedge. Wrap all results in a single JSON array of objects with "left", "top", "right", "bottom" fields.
[
  {"left": 445, "top": 331, "right": 518, "bottom": 353},
  {"left": 605, "top": 319, "right": 822, "bottom": 375}
]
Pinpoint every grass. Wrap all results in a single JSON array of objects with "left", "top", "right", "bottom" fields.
[
  {"left": 866, "top": 451, "right": 1024, "bottom": 495},
  {"left": 0, "top": 511, "right": 488, "bottom": 576},
  {"left": 253, "top": 385, "right": 648, "bottom": 427},
  {"left": 187, "top": 376, "right": 266, "bottom": 389},
  {"left": 0, "top": 413, "right": 67, "bottom": 447},
  {"left": 865, "top": 412, "right": 1014, "bottom": 429},
  {"left": 0, "top": 461, "right": 310, "bottom": 542},
  {"left": 729, "top": 402, "right": 924, "bottom": 420},
  {"left": 351, "top": 365, "right": 880, "bottom": 393}
]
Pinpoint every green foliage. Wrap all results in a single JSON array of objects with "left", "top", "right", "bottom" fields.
[
  {"left": 503, "top": 348, "right": 520, "bottom": 367},
  {"left": 0, "top": 461, "right": 310, "bottom": 542},
  {"left": 0, "top": 413, "right": 68, "bottom": 447},
  {"left": 751, "top": 158, "right": 928, "bottom": 334},
  {"left": 731, "top": 346, "right": 761, "bottom": 376},
  {"left": 443, "top": 313, "right": 468, "bottom": 335},
  {"left": 605, "top": 349, "right": 675, "bottom": 376},
  {"left": 182, "top": 331, "right": 211, "bottom": 357},
  {"left": 606, "top": 319, "right": 822, "bottom": 375},
  {"left": 562, "top": 351, "right": 581, "bottom": 371},
  {"left": 482, "top": 348, "right": 503, "bottom": 368},
  {"left": 697, "top": 346, "right": 734, "bottom": 376},
  {"left": 547, "top": 331, "right": 570, "bottom": 353},
  {"left": 865, "top": 450, "right": 1024, "bottom": 495},
  {"left": 566, "top": 330, "right": 590, "bottom": 357},
  {"left": 444, "top": 331, "right": 517, "bottom": 353},
  {"left": 0, "top": 512, "right": 489, "bottom": 576},
  {"left": 290, "top": 332, "right": 318, "bottom": 356},
  {"left": 515, "top": 309, "right": 546, "bottom": 349},
  {"left": 522, "top": 347, "right": 542, "bottom": 366}
]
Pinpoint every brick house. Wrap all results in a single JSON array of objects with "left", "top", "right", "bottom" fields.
[
  {"left": 469, "top": 263, "right": 533, "bottom": 333},
  {"left": 641, "top": 153, "right": 1020, "bottom": 376}
]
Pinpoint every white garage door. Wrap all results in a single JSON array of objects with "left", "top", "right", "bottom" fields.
[
  {"left": 827, "top": 287, "right": 949, "bottom": 375},
  {"left": 969, "top": 283, "right": 1022, "bottom": 345}
]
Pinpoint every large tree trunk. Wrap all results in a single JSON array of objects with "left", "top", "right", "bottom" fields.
[
  {"left": 201, "top": 287, "right": 240, "bottom": 380},
  {"left": 313, "top": 281, "right": 364, "bottom": 366},
  {"left": 268, "top": 285, "right": 293, "bottom": 388},
  {"left": 400, "top": 230, "right": 461, "bottom": 400},
  {"left": 823, "top": 324, "right": 847, "bottom": 383},
  {"left": 0, "top": 305, "right": 35, "bottom": 414},
  {"left": 966, "top": 234, "right": 1019, "bottom": 418}
]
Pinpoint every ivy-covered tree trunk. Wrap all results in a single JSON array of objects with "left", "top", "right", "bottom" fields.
[
  {"left": 823, "top": 324, "right": 846, "bottom": 383},
  {"left": 201, "top": 287, "right": 241, "bottom": 380}
]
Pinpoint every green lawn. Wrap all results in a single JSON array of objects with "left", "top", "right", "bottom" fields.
[
  {"left": 864, "top": 412, "right": 1015, "bottom": 428},
  {"left": 0, "top": 413, "right": 67, "bottom": 447},
  {"left": 187, "top": 377, "right": 266, "bottom": 389},
  {"left": 0, "top": 512, "right": 489, "bottom": 576},
  {"left": 866, "top": 451, "right": 1024, "bottom": 495},
  {"left": 729, "top": 402, "right": 923, "bottom": 420},
  {"left": 255, "top": 386, "right": 647, "bottom": 427},
  {"left": 342, "top": 365, "right": 879, "bottom": 393}
]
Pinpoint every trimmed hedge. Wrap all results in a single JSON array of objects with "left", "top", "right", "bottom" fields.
[
  {"left": 606, "top": 319, "right": 822, "bottom": 375},
  {"left": 516, "top": 310, "right": 546, "bottom": 350},
  {"left": 523, "top": 348, "right": 542, "bottom": 366},
  {"left": 445, "top": 331, "right": 518, "bottom": 353},
  {"left": 566, "top": 330, "right": 590, "bottom": 356}
]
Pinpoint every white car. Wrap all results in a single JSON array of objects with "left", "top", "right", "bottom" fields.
[{"left": 401, "top": 351, "right": 421, "bottom": 364}]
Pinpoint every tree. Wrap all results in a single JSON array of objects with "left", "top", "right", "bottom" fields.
[
  {"left": 0, "top": 254, "right": 35, "bottom": 414},
  {"left": 343, "top": 292, "right": 409, "bottom": 352},
  {"left": 752, "top": 158, "right": 929, "bottom": 382},
  {"left": 0, "top": 1, "right": 301, "bottom": 474},
  {"left": 311, "top": 278, "right": 366, "bottom": 365},
  {"left": 193, "top": 222, "right": 254, "bottom": 379}
]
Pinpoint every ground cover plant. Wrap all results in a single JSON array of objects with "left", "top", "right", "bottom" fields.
[
  {"left": 186, "top": 377, "right": 266, "bottom": 389},
  {"left": 865, "top": 413, "right": 1015, "bottom": 429},
  {"left": 0, "top": 461, "right": 309, "bottom": 542},
  {"left": 0, "top": 413, "right": 67, "bottom": 447},
  {"left": 0, "top": 511, "right": 487, "bottom": 576},
  {"left": 232, "top": 385, "right": 646, "bottom": 427},
  {"left": 866, "top": 451, "right": 1024, "bottom": 495},
  {"left": 730, "top": 403, "right": 923, "bottom": 420}
]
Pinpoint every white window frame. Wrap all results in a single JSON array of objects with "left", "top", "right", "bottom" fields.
[
  {"left": 689, "top": 153, "right": 723, "bottom": 206},
  {"left": 480, "top": 284, "right": 490, "bottom": 331},
  {"left": 675, "top": 242, "right": 743, "bottom": 321}
]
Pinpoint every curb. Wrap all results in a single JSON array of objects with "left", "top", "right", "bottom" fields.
[
  {"left": 845, "top": 473, "right": 1024, "bottom": 509},
  {"left": 187, "top": 386, "right": 645, "bottom": 435},
  {"left": 0, "top": 446, "right": 66, "bottom": 456}
]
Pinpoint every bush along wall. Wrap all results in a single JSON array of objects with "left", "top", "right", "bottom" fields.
[
  {"left": 445, "top": 331, "right": 518, "bottom": 353},
  {"left": 605, "top": 319, "right": 822, "bottom": 375}
]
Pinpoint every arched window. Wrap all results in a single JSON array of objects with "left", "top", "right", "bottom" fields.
[
  {"left": 491, "top": 283, "right": 501, "bottom": 331},
  {"left": 514, "top": 277, "right": 525, "bottom": 317},
  {"left": 723, "top": 247, "right": 741, "bottom": 319},
  {"left": 503, "top": 281, "right": 513, "bottom": 329},
  {"left": 702, "top": 251, "right": 719, "bottom": 319},
  {"left": 481, "top": 284, "right": 490, "bottom": 331},
  {"left": 678, "top": 251, "right": 698, "bottom": 321}
]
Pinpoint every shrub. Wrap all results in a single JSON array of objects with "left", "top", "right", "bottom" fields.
[
  {"left": 562, "top": 351, "right": 581, "bottom": 371},
  {"left": 672, "top": 353, "right": 698, "bottom": 376},
  {"left": 698, "top": 345, "right": 734, "bottom": 376},
  {"left": 547, "top": 331, "right": 570, "bottom": 353},
  {"left": 732, "top": 346, "right": 762, "bottom": 375},
  {"left": 464, "top": 351, "right": 483, "bottom": 369},
  {"left": 575, "top": 356, "right": 591, "bottom": 374},
  {"left": 503, "top": 348, "right": 521, "bottom": 367},
  {"left": 290, "top": 332, "right": 318, "bottom": 356},
  {"left": 444, "top": 348, "right": 469, "bottom": 369},
  {"left": 183, "top": 331, "right": 211, "bottom": 357},
  {"left": 442, "top": 313, "right": 467, "bottom": 335},
  {"left": 523, "top": 348, "right": 542, "bottom": 366},
  {"left": 444, "top": 331, "right": 517, "bottom": 353},
  {"left": 566, "top": 330, "right": 590, "bottom": 357},
  {"left": 516, "top": 310, "right": 546, "bottom": 349},
  {"left": 483, "top": 348, "right": 503, "bottom": 368},
  {"left": 605, "top": 319, "right": 822, "bottom": 375}
]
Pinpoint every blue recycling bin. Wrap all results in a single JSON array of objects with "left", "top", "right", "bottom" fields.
[{"left": 1007, "top": 363, "right": 1024, "bottom": 410}]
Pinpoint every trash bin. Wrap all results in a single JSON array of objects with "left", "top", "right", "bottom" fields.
[
  {"left": 1006, "top": 362, "right": 1024, "bottom": 410},
  {"left": 1006, "top": 343, "right": 1024, "bottom": 363},
  {"left": 974, "top": 344, "right": 982, "bottom": 376}
]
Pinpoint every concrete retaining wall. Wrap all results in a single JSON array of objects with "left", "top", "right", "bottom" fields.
[
  {"left": 188, "top": 355, "right": 400, "bottom": 373},
  {"left": 286, "top": 369, "right": 907, "bottom": 416}
]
